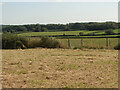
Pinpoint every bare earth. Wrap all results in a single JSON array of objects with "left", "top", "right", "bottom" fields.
[{"left": 2, "top": 48, "right": 118, "bottom": 88}]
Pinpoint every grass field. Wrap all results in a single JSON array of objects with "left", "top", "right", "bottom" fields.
[
  {"left": 2, "top": 48, "right": 118, "bottom": 88},
  {"left": 18, "top": 30, "right": 97, "bottom": 36},
  {"left": 95, "top": 29, "right": 119, "bottom": 35},
  {"left": 18, "top": 29, "right": 119, "bottom": 37}
]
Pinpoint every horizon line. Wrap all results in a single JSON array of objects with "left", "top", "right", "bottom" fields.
[
  {"left": 2, "top": 21, "right": 119, "bottom": 25},
  {"left": 0, "top": 20, "right": 120, "bottom": 25}
]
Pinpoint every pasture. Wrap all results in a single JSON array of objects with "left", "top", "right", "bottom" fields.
[
  {"left": 18, "top": 29, "right": 119, "bottom": 37},
  {"left": 2, "top": 48, "right": 118, "bottom": 88},
  {"left": 18, "top": 30, "right": 97, "bottom": 36},
  {"left": 18, "top": 29, "right": 119, "bottom": 50}
]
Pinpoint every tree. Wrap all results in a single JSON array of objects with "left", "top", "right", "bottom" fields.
[
  {"left": 41, "top": 27, "right": 47, "bottom": 32},
  {"left": 35, "top": 24, "right": 41, "bottom": 32},
  {"left": 105, "top": 30, "right": 114, "bottom": 35},
  {"left": 17, "top": 26, "right": 27, "bottom": 32}
]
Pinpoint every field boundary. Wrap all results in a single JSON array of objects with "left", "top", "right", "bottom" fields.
[{"left": 26, "top": 35, "right": 120, "bottom": 39}]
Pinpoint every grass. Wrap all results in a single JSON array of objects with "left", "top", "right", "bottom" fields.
[
  {"left": 93, "top": 29, "right": 119, "bottom": 35},
  {"left": 19, "top": 30, "right": 96, "bottom": 36},
  {"left": 18, "top": 29, "right": 120, "bottom": 37},
  {"left": 58, "top": 38, "right": 118, "bottom": 49},
  {"left": 2, "top": 48, "right": 118, "bottom": 88}
]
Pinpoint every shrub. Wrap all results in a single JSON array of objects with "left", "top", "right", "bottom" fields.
[
  {"left": 15, "top": 40, "right": 23, "bottom": 49},
  {"left": 2, "top": 33, "right": 28, "bottom": 49},
  {"left": 2, "top": 34, "right": 66, "bottom": 49},
  {"left": 39, "top": 37, "right": 63, "bottom": 48},
  {"left": 105, "top": 30, "right": 114, "bottom": 35},
  {"left": 28, "top": 39, "right": 41, "bottom": 48}
]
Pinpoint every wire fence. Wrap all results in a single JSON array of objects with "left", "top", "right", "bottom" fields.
[
  {"left": 58, "top": 38, "right": 118, "bottom": 49},
  {"left": 27, "top": 36, "right": 119, "bottom": 49}
]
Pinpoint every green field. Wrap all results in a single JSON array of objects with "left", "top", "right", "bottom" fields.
[
  {"left": 95, "top": 29, "right": 119, "bottom": 35},
  {"left": 18, "top": 30, "right": 96, "bottom": 36},
  {"left": 19, "top": 29, "right": 119, "bottom": 37},
  {"left": 18, "top": 29, "right": 119, "bottom": 49}
]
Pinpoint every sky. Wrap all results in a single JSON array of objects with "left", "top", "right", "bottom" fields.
[
  {"left": 0, "top": 0, "right": 119, "bottom": 25},
  {"left": 1, "top": 0, "right": 120, "bottom": 2}
]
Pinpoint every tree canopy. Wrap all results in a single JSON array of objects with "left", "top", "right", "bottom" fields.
[{"left": 2, "top": 22, "right": 119, "bottom": 33}]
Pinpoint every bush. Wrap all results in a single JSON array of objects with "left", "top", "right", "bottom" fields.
[
  {"left": 28, "top": 39, "right": 41, "bottom": 48},
  {"left": 15, "top": 41, "right": 23, "bottom": 49},
  {"left": 2, "top": 34, "right": 65, "bottom": 49},
  {"left": 105, "top": 30, "right": 114, "bottom": 35},
  {"left": 39, "top": 37, "right": 63, "bottom": 48},
  {"left": 2, "top": 33, "right": 28, "bottom": 49}
]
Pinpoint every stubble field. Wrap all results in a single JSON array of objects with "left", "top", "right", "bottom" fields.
[{"left": 2, "top": 48, "right": 118, "bottom": 88}]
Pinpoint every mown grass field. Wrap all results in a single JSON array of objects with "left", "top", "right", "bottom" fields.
[
  {"left": 18, "top": 29, "right": 119, "bottom": 37},
  {"left": 2, "top": 48, "right": 118, "bottom": 88}
]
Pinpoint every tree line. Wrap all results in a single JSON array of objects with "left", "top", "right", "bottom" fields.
[{"left": 2, "top": 22, "right": 119, "bottom": 33}]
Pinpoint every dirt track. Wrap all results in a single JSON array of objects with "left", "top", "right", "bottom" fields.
[{"left": 2, "top": 48, "right": 118, "bottom": 88}]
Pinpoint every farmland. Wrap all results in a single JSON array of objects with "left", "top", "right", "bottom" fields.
[
  {"left": 2, "top": 2, "right": 119, "bottom": 89},
  {"left": 18, "top": 30, "right": 98, "bottom": 36},
  {"left": 2, "top": 26, "right": 119, "bottom": 88},
  {"left": 17, "top": 29, "right": 119, "bottom": 49},
  {"left": 2, "top": 48, "right": 118, "bottom": 88},
  {"left": 18, "top": 29, "right": 119, "bottom": 37}
]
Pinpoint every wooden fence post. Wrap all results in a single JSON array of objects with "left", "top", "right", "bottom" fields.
[
  {"left": 109, "top": 39, "right": 110, "bottom": 49},
  {"left": 106, "top": 38, "right": 109, "bottom": 49},
  {"left": 68, "top": 39, "right": 71, "bottom": 48},
  {"left": 80, "top": 38, "right": 83, "bottom": 48}
]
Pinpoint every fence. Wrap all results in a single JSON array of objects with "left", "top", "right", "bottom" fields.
[
  {"left": 58, "top": 38, "right": 119, "bottom": 49},
  {"left": 27, "top": 36, "right": 119, "bottom": 49}
]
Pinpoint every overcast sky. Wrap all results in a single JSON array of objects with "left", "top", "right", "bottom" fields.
[{"left": 0, "top": 0, "right": 119, "bottom": 25}]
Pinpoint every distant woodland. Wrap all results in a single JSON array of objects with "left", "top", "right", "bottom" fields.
[{"left": 2, "top": 22, "right": 120, "bottom": 33}]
